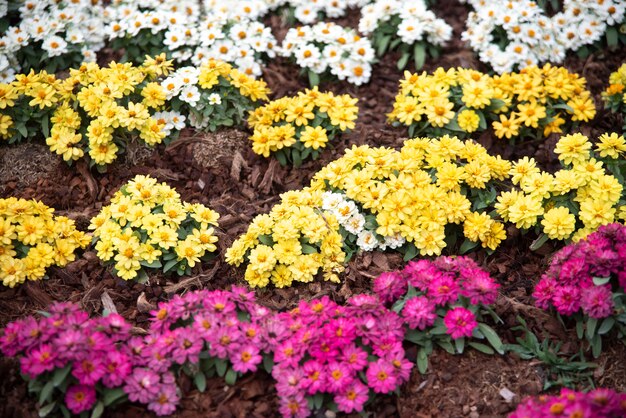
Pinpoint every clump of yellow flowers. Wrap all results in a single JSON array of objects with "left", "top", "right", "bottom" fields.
[
  {"left": 388, "top": 65, "right": 596, "bottom": 140},
  {"left": 247, "top": 87, "right": 359, "bottom": 167},
  {"left": 602, "top": 63, "right": 626, "bottom": 131},
  {"left": 225, "top": 189, "right": 346, "bottom": 288},
  {"left": 0, "top": 55, "right": 173, "bottom": 169},
  {"left": 497, "top": 132, "right": 626, "bottom": 244},
  {"left": 0, "top": 198, "right": 90, "bottom": 288},
  {"left": 89, "top": 175, "right": 219, "bottom": 282},
  {"left": 159, "top": 59, "right": 270, "bottom": 135}
]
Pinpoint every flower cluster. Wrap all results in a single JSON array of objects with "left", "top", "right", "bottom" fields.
[
  {"left": 359, "top": 0, "right": 452, "bottom": 70},
  {"left": 509, "top": 388, "right": 626, "bottom": 418},
  {"left": 462, "top": 0, "right": 626, "bottom": 73},
  {"left": 0, "top": 198, "right": 89, "bottom": 288},
  {"left": 533, "top": 223, "right": 626, "bottom": 357},
  {"left": 0, "top": 303, "right": 138, "bottom": 416},
  {"left": 1, "top": 288, "right": 412, "bottom": 418},
  {"left": 374, "top": 256, "right": 503, "bottom": 372},
  {"left": 311, "top": 137, "right": 512, "bottom": 256},
  {"left": 226, "top": 189, "right": 346, "bottom": 288},
  {"left": 0, "top": 0, "right": 107, "bottom": 80},
  {"left": 497, "top": 133, "right": 626, "bottom": 244},
  {"left": 0, "top": 56, "right": 174, "bottom": 167},
  {"left": 159, "top": 59, "right": 270, "bottom": 133},
  {"left": 269, "top": 295, "right": 411, "bottom": 416},
  {"left": 388, "top": 65, "right": 595, "bottom": 140},
  {"left": 247, "top": 88, "right": 358, "bottom": 166},
  {"left": 106, "top": 0, "right": 277, "bottom": 76},
  {"left": 89, "top": 175, "right": 220, "bottom": 281},
  {"left": 603, "top": 63, "right": 626, "bottom": 131},
  {"left": 273, "top": 0, "right": 370, "bottom": 24},
  {"left": 280, "top": 22, "right": 375, "bottom": 86}
]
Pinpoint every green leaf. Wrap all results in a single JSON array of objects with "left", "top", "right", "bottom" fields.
[
  {"left": 258, "top": 235, "right": 274, "bottom": 246},
  {"left": 529, "top": 233, "right": 549, "bottom": 251},
  {"left": 586, "top": 318, "right": 598, "bottom": 340},
  {"left": 225, "top": 369, "right": 237, "bottom": 386},
  {"left": 397, "top": 51, "right": 410, "bottom": 70},
  {"left": 301, "top": 244, "right": 318, "bottom": 254},
  {"left": 402, "top": 242, "right": 418, "bottom": 261},
  {"left": 16, "top": 123, "right": 28, "bottom": 138},
  {"left": 459, "top": 239, "right": 479, "bottom": 254},
  {"left": 417, "top": 348, "right": 429, "bottom": 374},
  {"left": 454, "top": 337, "right": 465, "bottom": 354},
  {"left": 377, "top": 35, "right": 391, "bottom": 56},
  {"left": 52, "top": 365, "right": 72, "bottom": 387},
  {"left": 468, "top": 341, "right": 495, "bottom": 355},
  {"left": 140, "top": 259, "right": 162, "bottom": 269},
  {"left": 591, "top": 334, "right": 602, "bottom": 358},
  {"left": 38, "top": 403, "right": 56, "bottom": 418},
  {"left": 215, "top": 359, "right": 227, "bottom": 377},
  {"left": 607, "top": 26, "right": 618, "bottom": 48},
  {"left": 413, "top": 43, "right": 426, "bottom": 69},
  {"left": 478, "top": 323, "right": 504, "bottom": 354},
  {"left": 312, "top": 393, "right": 324, "bottom": 410},
  {"left": 90, "top": 402, "right": 104, "bottom": 418},
  {"left": 163, "top": 259, "right": 179, "bottom": 273},
  {"left": 263, "top": 354, "right": 274, "bottom": 373},
  {"left": 598, "top": 317, "right": 615, "bottom": 335},
  {"left": 194, "top": 372, "right": 207, "bottom": 392},
  {"left": 275, "top": 150, "right": 287, "bottom": 166},
  {"left": 576, "top": 320, "right": 584, "bottom": 339},
  {"left": 39, "top": 381, "right": 55, "bottom": 405},
  {"left": 308, "top": 71, "right": 320, "bottom": 87},
  {"left": 103, "top": 388, "right": 126, "bottom": 406},
  {"left": 292, "top": 148, "right": 302, "bottom": 168},
  {"left": 42, "top": 117, "right": 50, "bottom": 137},
  {"left": 592, "top": 277, "right": 611, "bottom": 286}
]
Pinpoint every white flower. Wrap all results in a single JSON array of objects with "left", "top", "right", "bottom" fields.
[
  {"left": 208, "top": 93, "right": 222, "bottom": 105},
  {"left": 42, "top": 35, "right": 68, "bottom": 57},
  {"left": 343, "top": 213, "right": 366, "bottom": 235},
  {"left": 334, "top": 200, "right": 357, "bottom": 223},
  {"left": 357, "top": 230, "right": 379, "bottom": 252},
  {"left": 322, "top": 192, "right": 344, "bottom": 211},
  {"left": 179, "top": 85, "right": 201, "bottom": 106}
]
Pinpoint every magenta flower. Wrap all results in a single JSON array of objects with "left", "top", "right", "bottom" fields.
[
  {"left": 278, "top": 394, "right": 310, "bottom": 418},
  {"left": 147, "top": 383, "right": 180, "bottom": 416},
  {"left": 366, "top": 359, "right": 397, "bottom": 394},
  {"left": 171, "top": 328, "right": 203, "bottom": 365},
  {"left": 334, "top": 380, "right": 369, "bottom": 413},
  {"left": 102, "top": 351, "right": 132, "bottom": 388},
  {"left": 427, "top": 274, "right": 459, "bottom": 305},
  {"left": 20, "top": 344, "right": 57, "bottom": 378},
  {"left": 533, "top": 277, "right": 557, "bottom": 309},
  {"left": 125, "top": 368, "right": 162, "bottom": 403},
  {"left": 553, "top": 285, "right": 581, "bottom": 316},
  {"left": 581, "top": 286, "right": 614, "bottom": 319},
  {"left": 443, "top": 307, "right": 477, "bottom": 339},
  {"left": 373, "top": 271, "right": 407, "bottom": 304},
  {"left": 325, "top": 361, "right": 353, "bottom": 393},
  {"left": 461, "top": 268, "right": 500, "bottom": 305},
  {"left": 65, "top": 385, "right": 96, "bottom": 414},
  {"left": 72, "top": 357, "right": 105, "bottom": 386},
  {"left": 231, "top": 344, "right": 262, "bottom": 373},
  {"left": 402, "top": 296, "right": 437, "bottom": 330},
  {"left": 342, "top": 344, "right": 368, "bottom": 372},
  {"left": 301, "top": 360, "right": 324, "bottom": 395}
]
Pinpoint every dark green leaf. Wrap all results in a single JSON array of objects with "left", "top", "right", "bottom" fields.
[
  {"left": 592, "top": 277, "right": 611, "bottom": 286},
  {"left": 103, "top": 388, "right": 126, "bottom": 406},
  {"left": 38, "top": 403, "right": 56, "bottom": 418},
  {"left": 397, "top": 51, "right": 410, "bottom": 70},
  {"left": 225, "top": 369, "right": 237, "bottom": 386},
  {"left": 598, "top": 317, "right": 615, "bottom": 335},
  {"left": 194, "top": 372, "right": 207, "bottom": 392},
  {"left": 413, "top": 43, "right": 426, "bottom": 69},
  {"left": 52, "top": 365, "right": 72, "bottom": 387},
  {"left": 459, "top": 239, "right": 479, "bottom": 254},
  {"left": 90, "top": 402, "right": 104, "bottom": 418},
  {"left": 468, "top": 341, "right": 495, "bottom": 355},
  {"left": 478, "top": 323, "right": 504, "bottom": 354},
  {"left": 530, "top": 233, "right": 549, "bottom": 251}
]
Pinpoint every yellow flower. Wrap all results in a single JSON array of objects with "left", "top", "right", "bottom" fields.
[
  {"left": 481, "top": 221, "right": 506, "bottom": 250},
  {"left": 579, "top": 199, "right": 615, "bottom": 229},
  {"left": 463, "top": 212, "right": 492, "bottom": 242},
  {"left": 28, "top": 85, "right": 57, "bottom": 109},
  {"left": 284, "top": 98, "right": 315, "bottom": 126},
  {"left": 541, "top": 207, "right": 576, "bottom": 240},
  {"left": 247, "top": 244, "right": 277, "bottom": 273},
  {"left": 414, "top": 227, "right": 446, "bottom": 256},
  {"left": 113, "top": 240, "right": 143, "bottom": 280},
  {"left": 270, "top": 264, "right": 293, "bottom": 288},
  {"left": 244, "top": 268, "right": 271, "bottom": 288},
  {"left": 425, "top": 97, "right": 455, "bottom": 127},
  {"left": 596, "top": 133, "right": 626, "bottom": 159},
  {"left": 461, "top": 80, "right": 493, "bottom": 109},
  {"left": 567, "top": 95, "right": 596, "bottom": 122},
  {"left": 457, "top": 109, "right": 480, "bottom": 133},
  {"left": 191, "top": 227, "right": 218, "bottom": 252},
  {"left": 516, "top": 101, "right": 546, "bottom": 128},
  {"left": 150, "top": 225, "right": 179, "bottom": 249},
  {"left": 175, "top": 237, "right": 204, "bottom": 268},
  {"left": 492, "top": 114, "right": 520, "bottom": 139},
  {"left": 0, "top": 257, "right": 26, "bottom": 288},
  {"left": 300, "top": 126, "right": 328, "bottom": 150},
  {"left": 141, "top": 82, "right": 166, "bottom": 108},
  {"left": 507, "top": 194, "right": 544, "bottom": 229},
  {"left": 510, "top": 156, "right": 540, "bottom": 185},
  {"left": 554, "top": 133, "right": 591, "bottom": 165}
]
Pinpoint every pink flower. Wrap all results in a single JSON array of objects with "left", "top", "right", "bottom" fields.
[
  {"left": 427, "top": 274, "right": 459, "bottom": 306},
  {"left": 278, "top": 394, "right": 310, "bottom": 418},
  {"left": 366, "top": 359, "right": 398, "bottom": 394},
  {"left": 302, "top": 360, "right": 324, "bottom": 395},
  {"left": 325, "top": 362, "right": 353, "bottom": 393},
  {"left": 443, "top": 307, "right": 477, "bottom": 339},
  {"left": 334, "top": 380, "right": 369, "bottom": 413},
  {"left": 125, "top": 368, "right": 162, "bottom": 403},
  {"left": 373, "top": 271, "right": 407, "bottom": 304},
  {"left": 171, "top": 328, "right": 203, "bottom": 365},
  {"left": 553, "top": 285, "right": 581, "bottom": 316},
  {"left": 402, "top": 296, "right": 437, "bottom": 330},
  {"left": 101, "top": 351, "right": 132, "bottom": 388},
  {"left": 404, "top": 259, "right": 437, "bottom": 290},
  {"left": 147, "top": 383, "right": 180, "bottom": 416},
  {"left": 72, "top": 357, "right": 105, "bottom": 386},
  {"left": 533, "top": 277, "right": 557, "bottom": 309},
  {"left": 342, "top": 344, "right": 368, "bottom": 372},
  {"left": 65, "top": 385, "right": 96, "bottom": 414},
  {"left": 232, "top": 344, "right": 262, "bottom": 373},
  {"left": 460, "top": 268, "right": 500, "bottom": 305},
  {"left": 20, "top": 344, "right": 57, "bottom": 378},
  {"left": 581, "top": 286, "right": 614, "bottom": 319},
  {"left": 273, "top": 367, "right": 304, "bottom": 397}
]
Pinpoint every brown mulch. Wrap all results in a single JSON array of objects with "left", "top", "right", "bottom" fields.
[{"left": 1, "top": 0, "right": 626, "bottom": 417}]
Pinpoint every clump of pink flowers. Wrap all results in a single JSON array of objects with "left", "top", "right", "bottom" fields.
[
  {"left": 0, "top": 302, "right": 136, "bottom": 415},
  {"left": 533, "top": 223, "right": 626, "bottom": 357},
  {"left": 509, "top": 388, "right": 626, "bottom": 418},
  {"left": 267, "top": 294, "right": 411, "bottom": 417},
  {"left": 373, "top": 256, "right": 503, "bottom": 372}
]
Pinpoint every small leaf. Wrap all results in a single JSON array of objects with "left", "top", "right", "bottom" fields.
[
  {"left": 52, "top": 365, "right": 72, "bottom": 387},
  {"left": 468, "top": 341, "right": 495, "bottom": 355},
  {"left": 275, "top": 150, "right": 287, "bottom": 166},
  {"left": 90, "top": 402, "right": 104, "bottom": 418},
  {"left": 586, "top": 318, "right": 598, "bottom": 340},
  {"left": 215, "top": 359, "right": 227, "bottom": 377},
  {"left": 591, "top": 334, "right": 602, "bottom": 358},
  {"left": 454, "top": 337, "right": 465, "bottom": 354},
  {"left": 103, "top": 388, "right": 126, "bottom": 406},
  {"left": 38, "top": 403, "right": 56, "bottom": 418},
  {"left": 413, "top": 43, "right": 426, "bottom": 69},
  {"left": 607, "top": 26, "right": 618, "bottom": 48},
  {"left": 459, "top": 239, "right": 479, "bottom": 254},
  {"left": 308, "top": 71, "right": 320, "bottom": 87},
  {"left": 592, "top": 277, "right": 611, "bottom": 286},
  {"left": 301, "top": 244, "right": 318, "bottom": 254},
  {"left": 397, "top": 51, "right": 410, "bottom": 70},
  {"left": 163, "top": 259, "right": 178, "bottom": 273},
  {"left": 225, "top": 369, "right": 237, "bottom": 386},
  {"left": 417, "top": 348, "right": 429, "bottom": 374},
  {"left": 39, "top": 381, "right": 55, "bottom": 405},
  {"left": 263, "top": 354, "right": 274, "bottom": 373},
  {"left": 529, "top": 233, "right": 549, "bottom": 251},
  {"left": 194, "top": 372, "right": 207, "bottom": 392},
  {"left": 402, "top": 242, "right": 418, "bottom": 261},
  {"left": 598, "top": 317, "right": 615, "bottom": 335},
  {"left": 478, "top": 323, "right": 504, "bottom": 354}
]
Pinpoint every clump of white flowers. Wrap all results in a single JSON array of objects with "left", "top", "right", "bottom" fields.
[
  {"left": 265, "top": 0, "right": 370, "bottom": 24},
  {"left": 359, "top": 0, "right": 452, "bottom": 70},
  {"left": 322, "top": 191, "right": 405, "bottom": 254},
  {"left": 462, "top": 0, "right": 626, "bottom": 74},
  {"left": 105, "top": 0, "right": 277, "bottom": 77},
  {"left": 0, "top": 0, "right": 107, "bottom": 81},
  {"left": 280, "top": 22, "right": 375, "bottom": 86}
]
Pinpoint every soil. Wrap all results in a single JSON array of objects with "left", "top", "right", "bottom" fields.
[{"left": 1, "top": 1, "right": 626, "bottom": 417}]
